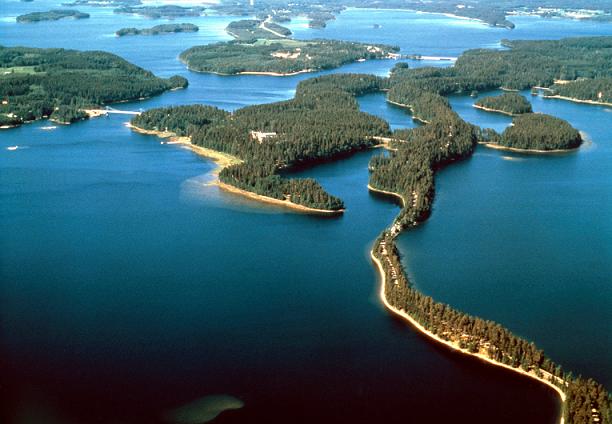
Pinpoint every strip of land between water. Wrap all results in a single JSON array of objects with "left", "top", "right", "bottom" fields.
[{"left": 370, "top": 249, "right": 566, "bottom": 421}]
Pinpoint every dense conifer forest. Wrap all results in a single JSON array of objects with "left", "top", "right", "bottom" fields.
[
  {"left": 0, "top": 46, "right": 187, "bottom": 127},
  {"left": 180, "top": 39, "right": 399, "bottom": 75},
  {"left": 474, "top": 92, "right": 532, "bottom": 115},
  {"left": 547, "top": 78, "right": 612, "bottom": 103},
  {"left": 387, "top": 37, "right": 611, "bottom": 105},
  {"left": 495, "top": 113, "right": 582, "bottom": 150}
]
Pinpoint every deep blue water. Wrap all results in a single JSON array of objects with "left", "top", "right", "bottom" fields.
[{"left": 1, "top": 3, "right": 611, "bottom": 423}]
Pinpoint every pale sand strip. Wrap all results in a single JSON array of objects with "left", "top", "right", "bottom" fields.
[
  {"left": 367, "top": 184, "right": 406, "bottom": 207},
  {"left": 129, "top": 124, "right": 343, "bottom": 214},
  {"left": 481, "top": 142, "right": 579, "bottom": 154},
  {"left": 217, "top": 182, "right": 344, "bottom": 215},
  {"left": 385, "top": 100, "right": 431, "bottom": 124},
  {"left": 543, "top": 95, "right": 612, "bottom": 107},
  {"left": 472, "top": 104, "right": 520, "bottom": 116},
  {"left": 370, "top": 250, "right": 566, "bottom": 424}
]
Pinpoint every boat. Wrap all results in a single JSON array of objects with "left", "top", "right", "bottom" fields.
[{"left": 7, "top": 146, "right": 18, "bottom": 151}]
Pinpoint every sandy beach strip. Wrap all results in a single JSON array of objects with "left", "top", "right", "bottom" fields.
[
  {"left": 481, "top": 142, "right": 579, "bottom": 154},
  {"left": 543, "top": 95, "right": 612, "bottom": 107},
  {"left": 472, "top": 104, "right": 519, "bottom": 116}
]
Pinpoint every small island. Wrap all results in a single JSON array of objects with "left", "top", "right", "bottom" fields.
[
  {"left": 16, "top": 9, "right": 89, "bottom": 23},
  {"left": 474, "top": 92, "right": 532, "bottom": 115},
  {"left": 180, "top": 39, "right": 399, "bottom": 76},
  {"left": 0, "top": 46, "right": 187, "bottom": 129},
  {"left": 486, "top": 113, "right": 582, "bottom": 152},
  {"left": 116, "top": 23, "right": 199, "bottom": 37}
]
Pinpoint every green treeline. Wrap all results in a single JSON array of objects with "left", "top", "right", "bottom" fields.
[
  {"left": 17, "top": 10, "right": 90, "bottom": 23},
  {"left": 475, "top": 92, "right": 532, "bottom": 115},
  {"left": 548, "top": 78, "right": 612, "bottom": 103},
  {"left": 179, "top": 39, "right": 399, "bottom": 75},
  {"left": 116, "top": 23, "right": 199, "bottom": 37},
  {"left": 132, "top": 74, "right": 388, "bottom": 211},
  {"left": 0, "top": 46, "right": 187, "bottom": 127},
  {"left": 496, "top": 113, "right": 582, "bottom": 150}
]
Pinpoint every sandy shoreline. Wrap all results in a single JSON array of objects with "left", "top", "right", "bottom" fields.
[
  {"left": 129, "top": 124, "right": 343, "bottom": 214},
  {"left": 217, "top": 181, "right": 344, "bottom": 215},
  {"left": 386, "top": 100, "right": 431, "bottom": 124},
  {"left": 472, "top": 104, "right": 520, "bottom": 116},
  {"left": 543, "top": 95, "right": 612, "bottom": 107},
  {"left": 370, "top": 249, "right": 566, "bottom": 423},
  {"left": 481, "top": 142, "right": 579, "bottom": 154},
  {"left": 367, "top": 184, "right": 406, "bottom": 207}
]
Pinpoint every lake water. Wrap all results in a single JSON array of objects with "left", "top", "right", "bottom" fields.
[{"left": 1, "top": 2, "right": 611, "bottom": 423}]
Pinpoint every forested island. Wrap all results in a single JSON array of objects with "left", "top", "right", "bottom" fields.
[
  {"left": 116, "top": 23, "right": 199, "bottom": 37},
  {"left": 16, "top": 10, "right": 89, "bottom": 23},
  {"left": 484, "top": 113, "right": 583, "bottom": 152},
  {"left": 0, "top": 46, "right": 187, "bottom": 128},
  {"left": 131, "top": 74, "right": 390, "bottom": 212},
  {"left": 180, "top": 39, "right": 399, "bottom": 76},
  {"left": 474, "top": 92, "right": 532, "bottom": 115},
  {"left": 113, "top": 5, "right": 205, "bottom": 19}
]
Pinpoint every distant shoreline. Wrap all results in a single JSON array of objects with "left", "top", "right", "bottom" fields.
[{"left": 129, "top": 124, "right": 344, "bottom": 214}]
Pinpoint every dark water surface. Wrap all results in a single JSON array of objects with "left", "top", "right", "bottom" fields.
[{"left": 1, "top": 3, "right": 611, "bottom": 423}]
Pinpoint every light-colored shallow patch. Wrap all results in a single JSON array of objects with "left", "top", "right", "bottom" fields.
[{"left": 165, "top": 395, "right": 244, "bottom": 424}]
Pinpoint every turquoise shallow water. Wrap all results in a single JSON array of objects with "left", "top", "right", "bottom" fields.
[{"left": 1, "top": 3, "right": 611, "bottom": 423}]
